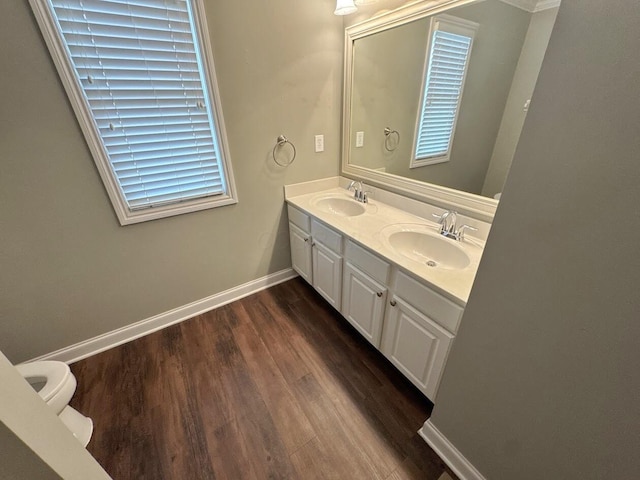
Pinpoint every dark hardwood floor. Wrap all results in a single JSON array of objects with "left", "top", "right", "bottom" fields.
[{"left": 70, "top": 278, "right": 456, "bottom": 480}]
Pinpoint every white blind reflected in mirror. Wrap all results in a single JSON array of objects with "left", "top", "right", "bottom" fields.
[{"left": 414, "top": 15, "right": 478, "bottom": 165}]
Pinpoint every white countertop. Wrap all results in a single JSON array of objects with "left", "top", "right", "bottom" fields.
[{"left": 285, "top": 185, "right": 486, "bottom": 306}]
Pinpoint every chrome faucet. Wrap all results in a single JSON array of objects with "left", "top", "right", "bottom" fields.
[
  {"left": 347, "top": 180, "right": 369, "bottom": 203},
  {"left": 432, "top": 210, "right": 477, "bottom": 241}
]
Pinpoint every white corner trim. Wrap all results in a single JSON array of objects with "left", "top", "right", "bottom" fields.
[
  {"left": 29, "top": 269, "right": 297, "bottom": 365},
  {"left": 419, "top": 419, "right": 487, "bottom": 480}
]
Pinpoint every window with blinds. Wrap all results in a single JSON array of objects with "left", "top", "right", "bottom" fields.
[
  {"left": 30, "top": 0, "right": 237, "bottom": 224},
  {"left": 412, "top": 15, "right": 478, "bottom": 168}
]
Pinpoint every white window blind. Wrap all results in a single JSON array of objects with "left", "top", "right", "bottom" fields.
[
  {"left": 31, "top": 0, "right": 236, "bottom": 224},
  {"left": 413, "top": 15, "right": 478, "bottom": 166}
]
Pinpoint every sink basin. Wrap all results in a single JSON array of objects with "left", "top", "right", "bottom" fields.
[
  {"left": 313, "top": 196, "right": 366, "bottom": 217},
  {"left": 381, "top": 225, "right": 471, "bottom": 270}
]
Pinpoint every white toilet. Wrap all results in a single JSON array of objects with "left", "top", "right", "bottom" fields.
[{"left": 16, "top": 360, "right": 93, "bottom": 447}]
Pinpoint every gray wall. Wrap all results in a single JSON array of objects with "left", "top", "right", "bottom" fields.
[
  {"left": 430, "top": 1, "right": 640, "bottom": 478},
  {"left": 0, "top": 0, "right": 343, "bottom": 363},
  {"left": 350, "top": 17, "right": 430, "bottom": 171},
  {"left": 481, "top": 6, "right": 558, "bottom": 198}
]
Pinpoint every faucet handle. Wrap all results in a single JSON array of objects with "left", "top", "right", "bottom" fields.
[
  {"left": 432, "top": 211, "right": 449, "bottom": 223},
  {"left": 433, "top": 210, "right": 456, "bottom": 227},
  {"left": 457, "top": 224, "right": 478, "bottom": 240}
]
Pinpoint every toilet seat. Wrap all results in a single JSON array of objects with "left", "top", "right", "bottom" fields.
[
  {"left": 16, "top": 360, "right": 70, "bottom": 402},
  {"left": 16, "top": 360, "right": 77, "bottom": 415},
  {"left": 16, "top": 360, "right": 93, "bottom": 447}
]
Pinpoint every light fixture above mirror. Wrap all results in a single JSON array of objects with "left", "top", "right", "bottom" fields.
[
  {"left": 334, "top": 0, "right": 378, "bottom": 16},
  {"left": 334, "top": 0, "right": 357, "bottom": 16}
]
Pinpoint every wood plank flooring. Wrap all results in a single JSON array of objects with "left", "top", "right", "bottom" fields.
[{"left": 70, "top": 278, "right": 456, "bottom": 480}]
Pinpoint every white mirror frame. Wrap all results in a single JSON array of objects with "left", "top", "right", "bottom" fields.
[{"left": 341, "top": 0, "right": 498, "bottom": 222}]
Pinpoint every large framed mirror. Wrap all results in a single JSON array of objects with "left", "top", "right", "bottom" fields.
[{"left": 341, "top": 0, "right": 560, "bottom": 220}]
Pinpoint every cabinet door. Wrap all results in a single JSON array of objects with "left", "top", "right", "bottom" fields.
[
  {"left": 381, "top": 296, "right": 454, "bottom": 400},
  {"left": 289, "top": 223, "right": 312, "bottom": 284},
  {"left": 342, "top": 262, "right": 387, "bottom": 347},
  {"left": 312, "top": 241, "right": 342, "bottom": 310}
]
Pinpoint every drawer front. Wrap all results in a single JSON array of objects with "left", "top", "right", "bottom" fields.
[
  {"left": 394, "top": 271, "right": 463, "bottom": 333},
  {"left": 345, "top": 240, "right": 390, "bottom": 285},
  {"left": 287, "top": 205, "right": 310, "bottom": 233},
  {"left": 311, "top": 219, "right": 342, "bottom": 254}
]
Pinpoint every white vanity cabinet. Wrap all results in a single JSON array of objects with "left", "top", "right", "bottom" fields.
[
  {"left": 341, "top": 240, "right": 390, "bottom": 348},
  {"left": 381, "top": 271, "right": 462, "bottom": 399},
  {"left": 288, "top": 206, "right": 343, "bottom": 310},
  {"left": 286, "top": 202, "right": 468, "bottom": 401}
]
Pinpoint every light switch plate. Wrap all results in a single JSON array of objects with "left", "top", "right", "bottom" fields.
[
  {"left": 356, "top": 131, "right": 364, "bottom": 148},
  {"left": 315, "top": 135, "right": 324, "bottom": 152}
]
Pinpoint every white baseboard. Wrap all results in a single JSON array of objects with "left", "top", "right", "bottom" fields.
[
  {"left": 30, "top": 268, "right": 297, "bottom": 365},
  {"left": 419, "top": 419, "right": 487, "bottom": 480}
]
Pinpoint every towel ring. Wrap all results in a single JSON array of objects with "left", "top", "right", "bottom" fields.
[
  {"left": 272, "top": 135, "right": 296, "bottom": 167},
  {"left": 384, "top": 127, "right": 400, "bottom": 152}
]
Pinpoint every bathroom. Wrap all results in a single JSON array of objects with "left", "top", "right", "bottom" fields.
[{"left": 1, "top": 0, "right": 638, "bottom": 479}]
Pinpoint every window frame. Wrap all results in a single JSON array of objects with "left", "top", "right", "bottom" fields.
[
  {"left": 411, "top": 14, "right": 479, "bottom": 169},
  {"left": 29, "top": 0, "right": 238, "bottom": 225}
]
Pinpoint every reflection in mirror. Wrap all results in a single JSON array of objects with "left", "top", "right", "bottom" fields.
[{"left": 345, "top": 0, "right": 560, "bottom": 204}]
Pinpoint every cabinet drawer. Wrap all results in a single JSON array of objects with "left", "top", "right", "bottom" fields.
[
  {"left": 287, "top": 205, "right": 310, "bottom": 233},
  {"left": 394, "top": 271, "right": 463, "bottom": 333},
  {"left": 345, "top": 240, "right": 390, "bottom": 285},
  {"left": 311, "top": 219, "right": 342, "bottom": 254}
]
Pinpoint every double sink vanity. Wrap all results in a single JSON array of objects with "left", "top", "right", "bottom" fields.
[
  {"left": 281, "top": 0, "right": 557, "bottom": 401},
  {"left": 285, "top": 178, "right": 489, "bottom": 401}
]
